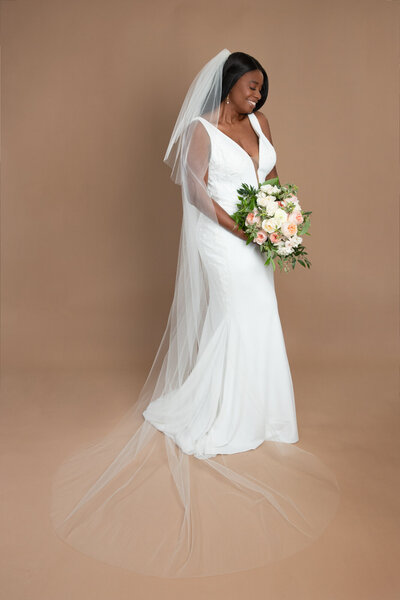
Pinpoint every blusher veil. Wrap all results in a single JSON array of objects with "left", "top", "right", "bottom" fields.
[{"left": 50, "top": 49, "right": 340, "bottom": 578}]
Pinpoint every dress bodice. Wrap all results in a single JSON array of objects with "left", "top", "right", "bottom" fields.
[{"left": 194, "top": 112, "right": 277, "bottom": 214}]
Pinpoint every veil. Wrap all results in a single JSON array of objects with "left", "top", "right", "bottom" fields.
[{"left": 51, "top": 49, "right": 340, "bottom": 578}]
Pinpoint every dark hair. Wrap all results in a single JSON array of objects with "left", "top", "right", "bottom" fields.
[{"left": 221, "top": 51, "right": 268, "bottom": 111}]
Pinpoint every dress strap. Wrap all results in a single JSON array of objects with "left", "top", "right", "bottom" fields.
[{"left": 248, "top": 112, "right": 263, "bottom": 136}]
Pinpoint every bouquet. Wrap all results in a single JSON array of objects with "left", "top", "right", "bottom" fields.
[{"left": 231, "top": 177, "right": 312, "bottom": 272}]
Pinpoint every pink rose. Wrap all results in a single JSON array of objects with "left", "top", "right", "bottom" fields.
[
  {"left": 288, "top": 210, "right": 303, "bottom": 225},
  {"left": 254, "top": 231, "right": 268, "bottom": 245},
  {"left": 269, "top": 232, "right": 281, "bottom": 244},
  {"left": 245, "top": 212, "right": 258, "bottom": 226}
]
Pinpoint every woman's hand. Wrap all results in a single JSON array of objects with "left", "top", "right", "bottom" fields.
[
  {"left": 210, "top": 198, "right": 249, "bottom": 242},
  {"left": 230, "top": 221, "right": 248, "bottom": 241}
]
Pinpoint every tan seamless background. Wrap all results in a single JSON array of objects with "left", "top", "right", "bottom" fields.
[{"left": 1, "top": 0, "right": 399, "bottom": 599}]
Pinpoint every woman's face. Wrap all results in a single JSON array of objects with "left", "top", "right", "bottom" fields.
[{"left": 228, "top": 69, "right": 263, "bottom": 114}]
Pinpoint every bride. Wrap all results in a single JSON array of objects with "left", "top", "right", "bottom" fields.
[
  {"left": 51, "top": 49, "right": 340, "bottom": 578},
  {"left": 142, "top": 51, "right": 299, "bottom": 456}
]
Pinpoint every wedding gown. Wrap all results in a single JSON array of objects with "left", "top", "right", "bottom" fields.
[
  {"left": 51, "top": 112, "right": 340, "bottom": 579},
  {"left": 142, "top": 112, "right": 299, "bottom": 457}
]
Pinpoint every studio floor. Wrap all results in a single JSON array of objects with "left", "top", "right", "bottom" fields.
[{"left": 1, "top": 359, "right": 398, "bottom": 600}]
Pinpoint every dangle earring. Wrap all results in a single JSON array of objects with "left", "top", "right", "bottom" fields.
[{"left": 226, "top": 95, "right": 230, "bottom": 104}]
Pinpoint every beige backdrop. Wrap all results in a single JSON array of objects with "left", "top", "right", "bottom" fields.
[{"left": 1, "top": 0, "right": 399, "bottom": 599}]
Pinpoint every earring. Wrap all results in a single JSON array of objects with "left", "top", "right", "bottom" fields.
[{"left": 226, "top": 96, "right": 230, "bottom": 104}]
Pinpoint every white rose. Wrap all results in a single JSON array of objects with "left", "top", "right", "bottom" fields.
[
  {"left": 256, "top": 190, "right": 267, "bottom": 199},
  {"left": 260, "top": 183, "right": 275, "bottom": 194},
  {"left": 261, "top": 218, "right": 278, "bottom": 233},
  {"left": 257, "top": 195, "right": 268, "bottom": 207},
  {"left": 285, "top": 239, "right": 297, "bottom": 249},
  {"left": 277, "top": 246, "right": 293, "bottom": 256},
  {"left": 273, "top": 208, "right": 287, "bottom": 226},
  {"left": 272, "top": 185, "right": 280, "bottom": 194},
  {"left": 289, "top": 235, "right": 302, "bottom": 248},
  {"left": 265, "top": 199, "right": 278, "bottom": 216}
]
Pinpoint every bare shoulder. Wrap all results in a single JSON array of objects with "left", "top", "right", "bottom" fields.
[{"left": 253, "top": 110, "right": 273, "bottom": 143}]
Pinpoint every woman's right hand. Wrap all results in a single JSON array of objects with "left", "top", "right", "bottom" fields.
[
  {"left": 231, "top": 222, "right": 248, "bottom": 242},
  {"left": 211, "top": 199, "right": 250, "bottom": 243},
  {"left": 237, "top": 229, "right": 248, "bottom": 242}
]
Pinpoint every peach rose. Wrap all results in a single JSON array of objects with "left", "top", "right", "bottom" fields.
[
  {"left": 254, "top": 230, "right": 268, "bottom": 245},
  {"left": 288, "top": 210, "right": 304, "bottom": 225},
  {"left": 281, "top": 221, "right": 298, "bottom": 237}
]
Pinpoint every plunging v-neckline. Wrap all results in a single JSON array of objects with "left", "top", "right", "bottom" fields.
[{"left": 208, "top": 113, "right": 262, "bottom": 185}]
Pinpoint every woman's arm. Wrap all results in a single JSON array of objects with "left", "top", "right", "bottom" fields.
[
  {"left": 211, "top": 196, "right": 247, "bottom": 241},
  {"left": 254, "top": 111, "right": 280, "bottom": 183},
  {"left": 187, "top": 122, "right": 247, "bottom": 241}
]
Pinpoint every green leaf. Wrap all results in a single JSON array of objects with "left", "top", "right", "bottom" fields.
[
  {"left": 261, "top": 177, "right": 280, "bottom": 187},
  {"left": 299, "top": 220, "right": 310, "bottom": 236}
]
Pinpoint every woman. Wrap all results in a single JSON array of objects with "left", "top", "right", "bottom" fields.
[
  {"left": 142, "top": 51, "right": 299, "bottom": 457},
  {"left": 51, "top": 49, "right": 339, "bottom": 578}
]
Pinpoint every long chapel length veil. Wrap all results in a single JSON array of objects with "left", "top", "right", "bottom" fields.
[{"left": 51, "top": 49, "right": 340, "bottom": 578}]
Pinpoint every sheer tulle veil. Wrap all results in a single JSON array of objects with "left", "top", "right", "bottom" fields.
[{"left": 50, "top": 48, "right": 340, "bottom": 578}]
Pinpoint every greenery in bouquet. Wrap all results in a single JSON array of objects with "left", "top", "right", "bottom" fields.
[{"left": 231, "top": 177, "right": 312, "bottom": 272}]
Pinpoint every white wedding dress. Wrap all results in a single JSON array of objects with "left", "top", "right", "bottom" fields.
[
  {"left": 51, "top": 111, "right": 340, "bottom": 579},
  {"left": 143, "top": 112, "right": 299, "bottom": 458}
]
